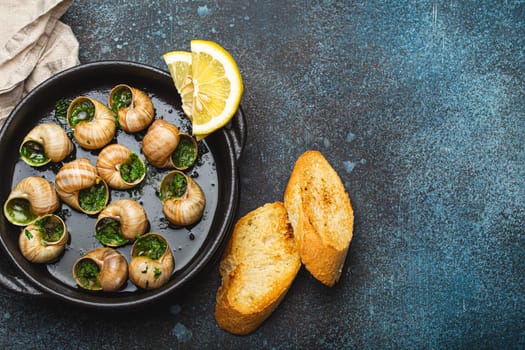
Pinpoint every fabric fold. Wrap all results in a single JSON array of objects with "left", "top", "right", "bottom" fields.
[{"left": 0, "top": 0, "right": 79, "bottom": 125}]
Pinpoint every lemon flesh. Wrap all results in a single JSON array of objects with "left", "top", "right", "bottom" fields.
[
  {"left": 189, "top": 40, "right": 243, "bottom": 137},
  {"left": 162, "top": 51, "right": 193, "bottom": 120}
]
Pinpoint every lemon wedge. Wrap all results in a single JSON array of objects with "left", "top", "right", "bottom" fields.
[
  {"left": 189, "top": 40, "right": 243, "bottom": 137},
  {"left": 162, "top": 51, "right": 193, "bottom": 120},
  {"left": 163, "top": 40, "right": 243, "bottom": 139}
]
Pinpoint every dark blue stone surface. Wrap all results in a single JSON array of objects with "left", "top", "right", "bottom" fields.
[{"left": 0, "top": 1, "right": 523, "bottom": 348}]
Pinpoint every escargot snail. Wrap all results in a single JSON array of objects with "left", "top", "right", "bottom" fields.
[
  {"left": 19, "top": 123, "right": 73, "bottom": 167},
  {"left": 142, "top": 120, "right": 198, "bottom": 170},
  {"left": 73, "top": 247, "right": 128, "bottom": 292},
  {"left": 159, "top": 170, "right": 206, "bottom": 226},
  {"left": 18, "top": 214, "right": 68, "bottom": 263},
  {"left": 55, "top": 158, "right": 109, "bottom": 215},
  {"left": 108, "top": 84, "right": 155, "bottom": 133},
  {"left": 3, "top": 176, "right": 60, "bottom": 226},
  {"left": 141, "top": 120, "right": 180, "bottom": 168},
  {"left": 96, "top": 144, "right": 146, "bottom": 190},
  {"left": 128, "top": 233, "right": 174, "bottom": 290},
  {"left": 66, "top": 96, "right": 116, "bottom": 150},
  {"left": 95, "top": 199, "right": 148, "bottom": 247}
]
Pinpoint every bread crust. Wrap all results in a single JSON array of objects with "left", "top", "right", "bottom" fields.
[
  {"left": 214, "top": 202, "right": 300, "bottom": 335},
  {"left": 284, "top": 150, "right": 353, "bottom": 286}
]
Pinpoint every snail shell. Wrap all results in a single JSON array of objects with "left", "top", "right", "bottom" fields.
[
  {"left": 3, "top": 176, "right": 60, "bottom": 226},
  {"left": 129, "top": 233, "right": 174, "bottom": 290},
  {"left": 55, "top": 158, "right": 109, "bottom": 215},
  {"left": 108, "top": 84, "right": 154, "bottom": 133},
  {"left": 141, "top": 120, "right": 180, "bottom": 168},
  {"left": 18, "top": 214, "right": 68, "bottom": 263},
  {"left": 73, "top": 247, "right": 128, "bottom": 292},
  {"left": 67, "top": 96, "right": 116, "bottom": 150},
  {"left": 19, "top": 123, "right": 73, "bottom": 167},
  {"left": 95, "top": 199, "right": 148, "bottom": 247},
  {"left": 159, "top": 171, "right": 206, "bottom": 226},
  {"left": 96, "top": 144, "right": 146, "bottom": 190}
]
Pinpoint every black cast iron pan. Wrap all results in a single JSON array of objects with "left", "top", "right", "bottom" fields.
[{"left": 0, "top": 61, "right": 246, "bottom": 309}]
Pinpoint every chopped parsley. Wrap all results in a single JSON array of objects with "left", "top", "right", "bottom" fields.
[
  {"left": 78, "top": 181, "right": 107, "bottom": 212},
  {"left": 5, "top": 198, "right": 36, "bottom": 225},
  {"left": 69, "top": 100, "right": 95, "bottom": 128},
  {"left": 171, "top": 137, "right": 197, "bottom": 169},
  {"left": 75, "top": 259, "right": 101, "bottom": 290},
  {"left": 161, "top": 172, "right": 187, "bottom": 200},
  {"left": 54, "top": 98, "right": 71, "bottom": 125},
  {"left": 110, "top": 86, "right": 132, "bottom": 112},
  {"left": 153, "top": 267, "right": 162, "bottom": 280},
  {"left": 95, "top": 218, "right": 128, "bottom": 247},
  {"left": 20, "top": 141, "right": 49, "bottom": 165},
  {"left": 132, "top": 235, "right": 167, "bottom": 260},
  {"left": 24, "top": 229, "right": 33, "bottom": 240},
  {"left": 36, "top": 215, "right": 64, "bottom": 242},
  {"left": 120, "top": 153, "right": 145, "bottom": 183}
]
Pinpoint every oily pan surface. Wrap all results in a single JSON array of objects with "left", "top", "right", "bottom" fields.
[{"left": 0, "top": 62, "right": 237, "bottom": 307}]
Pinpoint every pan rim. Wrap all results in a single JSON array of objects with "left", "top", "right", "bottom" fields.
[{"left": 0, "top": 60, "right": 242, "bottom": 309}]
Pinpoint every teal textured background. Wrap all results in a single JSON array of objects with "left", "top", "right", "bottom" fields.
[{"left": 0, "top": 1, "right": 523, "bottom": 349}]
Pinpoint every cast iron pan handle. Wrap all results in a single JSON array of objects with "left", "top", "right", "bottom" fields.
[
  {"left": 0, "top": 266, "right": 43, "bottom": 296},
  {"left": 225, "top": 107, "right": 247, "bottom": 161}
]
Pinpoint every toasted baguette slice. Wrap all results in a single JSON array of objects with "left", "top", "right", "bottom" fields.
[
  {"left": 284, "top": 150, "right": 353, "bottom": 286},
  {"left": 215, "top": 202, "right": 301, "bottom": 335}
]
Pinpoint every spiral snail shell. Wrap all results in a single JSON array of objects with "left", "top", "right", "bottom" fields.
[
  {"left": 18, "top": 214, "right": 68, "bottom": 263},
  {"left": 95, "top": 199, "right": 149, "bottom": 247},
  {"left": 96, "top": 144, "right": 146, "bottom": 190},
  {"left": 108, "top": 84, "right": 155, "bottom": 133},
  {"left": 19, "top": 123, "right": 74, "bottom": 167},
  {"left": 128, "top": 233, "right": 174, "bottom": 290},
  {"left": 73, "top": 247, "right": 128, "bottom": 292},
  {"left": 55, "top": 158, "right": 109, "bottom": 215},
  {"left": 141, "top": 120, "right": 180, "bottom": 168},
  {"left": 159, "top": 170, "right": 206, "bottom": 226},
  {"left": 3, "top": 176, "right": 60, "bottom": 226},
  {"left": 67, "top": 96, "right": 116, "bottom": 150}
]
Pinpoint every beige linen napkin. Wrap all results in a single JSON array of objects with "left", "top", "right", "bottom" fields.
[{"left": 0, "top": 0, "right": 79, "bottom": 127}]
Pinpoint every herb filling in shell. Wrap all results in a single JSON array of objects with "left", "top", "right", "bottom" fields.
[
  {"left": 132, "top": 235, "right": 167, "bottom": 260},
  {"left": 75, "top": 259, "right": 101, "bottom": 289},
  {"left": 5, "top": 198, "right": 36, "bottom": 225},
  {"left": 120, "top": 153, "right": 145, "bottom": 183},
  {"left": 171, "top": 137, "right": 196, "bottom": 169},
  {"left": 95, "top": 217, "right": 128, "bottom": 247},
  {"left": 162, "top": 172, "right": 187, "bottom": 200},
  {"left": 111, "top": 87, "right": 132, "bottom": 112},
  {"left": 36, "top": 215, "right": 64, "bottom": 242},
  {"left": 20, "top": 141, "right": 49, "bottom": 165},
  {"left": 78, "top": 180, "right": 107, "bottom": 212},
  {"left": 69, "top": 100, "right": 95, "bottom": 128},
  {"left": 54, "top": 98, "right": 72, "bottom": 125}
]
